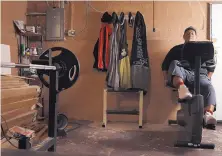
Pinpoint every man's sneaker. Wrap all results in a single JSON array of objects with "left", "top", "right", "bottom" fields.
[
  {"left": 178, "top": 84, "right": 192, "bottom": 100},
  {"left": 204, "top": 112, "right": 217, "bottom": 130}
]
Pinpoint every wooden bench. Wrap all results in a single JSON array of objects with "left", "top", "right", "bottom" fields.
[{"left": 102, "top": 88, "right": 144, "bottom": 128}]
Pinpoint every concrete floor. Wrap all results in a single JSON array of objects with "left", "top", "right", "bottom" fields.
[{"left": 54, "top": 120, "right": 222, "bottom": 156}]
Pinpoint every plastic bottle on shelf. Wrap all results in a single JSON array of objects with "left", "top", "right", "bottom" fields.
[
  {"left": 21, "top": 44, "right": 26, "bottom": 56},
  {"left": 31, "top": 44, "right": 37, "bottom": 55},
  {"left": 33, "top": 47, "right": 37, "bottom": 55},
  {"left": 26, "top": 48, "right": 30, "bottom": 56}
]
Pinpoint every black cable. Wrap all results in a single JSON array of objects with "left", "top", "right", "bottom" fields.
[
  {"left": 1, "top": 116, "right": 18, "bottom": 148},
  {"left": 1, "top": 116, "right": 16, "bottom": 137},
  {"left": 1, "top": 116, "right": 22, "bottom": 140},
  {"left": 1, "top": 125, "right": 18, "bottom": 148},
  {"left": 153, "top": 0, "right": 155, "bottom": 32}
]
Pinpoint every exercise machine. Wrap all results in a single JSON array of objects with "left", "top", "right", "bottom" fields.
[
  {"left": 1, "top": 47, "right": 80, "bottom": 152},
  {"left": 168, "top": 41, "right": 216, "bottom": 149}
]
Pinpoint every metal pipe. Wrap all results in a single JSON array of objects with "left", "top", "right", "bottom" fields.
[
  {"left": 106, "top": 110, "right": 139, "bottom": 115},
  {"left": 48, "top": 70, "right": 58, "bottom": 152},
  {"left": 194, "top": 56, "right": 201, "bottom": 95},
  {"left": 26, "top": 12, "right": 46, "bottom": 16},
  {"left": 60, "top": 1, "right": 64, "bottom": 8},
  {"left": 1, "top": 62, "right": 56, "bottom": 70},
  {"left": 31, "top": 137, "right": 55, "bottom": 151}
]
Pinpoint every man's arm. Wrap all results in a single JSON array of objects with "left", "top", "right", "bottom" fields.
[
  {"left": 161, "top": 47, "right": 176, "bottom": 82},
  {"left": 206, "top": 58, "right": 216, "bottom": 79},
  {"left": 162, "top": 52, "right": 172, "bottom": 72},
  {"left": 161, "top": 45, "right": 180, "bottom": 71}
]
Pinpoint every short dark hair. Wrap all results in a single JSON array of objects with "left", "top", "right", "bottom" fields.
[{"left": 184, "top": 26, "right": 197, "bottom": 34}]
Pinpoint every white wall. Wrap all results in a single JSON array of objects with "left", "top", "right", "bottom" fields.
[
  {"left": 211, "top": 4, "right": 222, "bottom": 121},
  {"left": 0, "top": 44, "right": 11, "bottom": 75}
]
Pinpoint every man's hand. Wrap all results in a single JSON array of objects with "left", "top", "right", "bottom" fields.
[{"left": 208, "top": 72, "right": 214, "bottom": 80}]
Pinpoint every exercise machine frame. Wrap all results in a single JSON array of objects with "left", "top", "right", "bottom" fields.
[
  {"left": 32, "top": 69, "right": 59, "bottom": 152},
  {"left": 168, "top": 41, "right": 216, "bottom": 149}
]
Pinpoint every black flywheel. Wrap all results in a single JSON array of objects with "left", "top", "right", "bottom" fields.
[{"left": 37, "top": 47, "right": 80, "bottom": 92}]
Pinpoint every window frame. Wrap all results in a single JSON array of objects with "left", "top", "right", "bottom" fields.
[{"left": 208, "top": 2, "right": 222, "bottom": 41}]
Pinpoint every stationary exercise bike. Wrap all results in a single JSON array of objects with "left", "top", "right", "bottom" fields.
[{"left": 168, "top": 41, "right": 216, "bottom": 149}]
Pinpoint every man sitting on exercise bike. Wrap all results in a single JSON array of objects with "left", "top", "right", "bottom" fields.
[{"left": 162, "top": 26, "right": 217, "bottom": 129}]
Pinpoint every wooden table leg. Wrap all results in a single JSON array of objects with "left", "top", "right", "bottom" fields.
[
  {"left": 139, "top": 91, "right": 143, "bottom": 128},
  {"left": 102, "top": 89, "right": 107, "bottom": 127}
]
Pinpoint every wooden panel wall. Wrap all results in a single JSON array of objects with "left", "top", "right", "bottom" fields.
[
  {"left": 1, "top": 1, "right": 27, "bottom": 75},
  {"left": 6, "top": 1, "right": 210, "bottom": 123}
]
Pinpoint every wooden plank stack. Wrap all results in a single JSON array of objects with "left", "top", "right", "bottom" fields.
[
  {"left": 1, "top": 75, "right": 40, "bottom": 130},
  {"left": 1, "top": 75, "right": 44, "bottom": 148}
]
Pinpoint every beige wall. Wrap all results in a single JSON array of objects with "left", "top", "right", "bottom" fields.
[
  {"left": 1, "top": 1, "right": 27, "bottom": 75},
  {"left": 4, "top": 1, "right": 210, "bottom": 123}
]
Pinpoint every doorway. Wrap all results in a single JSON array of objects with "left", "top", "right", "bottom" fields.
[{"left": 210, "top": 3, "right": 222, "bottom": 121}]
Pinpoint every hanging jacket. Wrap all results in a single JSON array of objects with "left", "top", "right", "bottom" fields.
[
  {"left": 98, "top": 23, "right": 112, "bottom": 71},
  {"left": 93, "top": 39, "right": 99, "bottom": 69},
  {"left": 128, "top": 12, "right": 134, "bottom": 28},
  {"left": 130, "top": 11, "right": 150, "bottom": 95},
  {"left": 93, "top": 12, "right": 112, "bottom": 72},
  {"left": 119, "top": 12, "right": 131, "bottom": 89},
  {"left": 106, "top": 12, "right": 120, "bottom": 90}
]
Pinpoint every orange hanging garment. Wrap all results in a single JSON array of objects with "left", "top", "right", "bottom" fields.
[
  {"left": 92, "top": 12, "right": 112, "bottom": 72},
  {"left": 98, "top": 24, "right": 112, "bottom": 71}
]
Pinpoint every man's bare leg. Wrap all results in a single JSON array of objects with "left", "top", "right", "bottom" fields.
[
  {"left": 204, "top": 105, "right": 215, "bottom": 114},
  {"left": 172, "top": 76, "right": 192, "bottom": 100},
  {"left": 172, "top": 76, "right": 184, "bottom": 88},
  {"left": 173, "top": 76, "right": 216, "bottom": 113},
  {"left": 204, "top": 104, "right": 217, "bottom": 128}
]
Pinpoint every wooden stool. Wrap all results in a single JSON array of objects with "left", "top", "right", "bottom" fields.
[{"left": 102, "top": 88, "right": 144, "bottom": 128}]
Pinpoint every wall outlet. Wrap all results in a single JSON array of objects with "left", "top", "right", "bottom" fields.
[{"left": 68, "top": 29, "right": 75, "bottom": 37}]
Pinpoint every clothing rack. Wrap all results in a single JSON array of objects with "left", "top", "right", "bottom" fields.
[
  {"left": 116, "top": 13, "right": 135, "bottom": 26},
  {"left": 122, "top": 15, "right": 134, "bottom": 23},
  {"left": 118, "top": 14, "right": 135, "bottom": 20}
]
